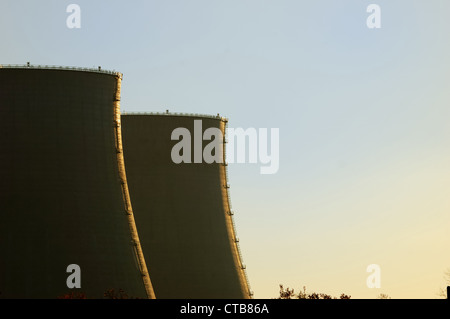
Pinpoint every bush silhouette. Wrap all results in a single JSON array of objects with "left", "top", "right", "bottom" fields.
[{"left": 278, "top": 284, "right": 351, "bottom": 299}]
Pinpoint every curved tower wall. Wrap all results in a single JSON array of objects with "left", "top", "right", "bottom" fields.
[
  {"left": 0, "top": 67, "right": 152, "bottom": 298},
  {"left": 121, "top": 114, "right": 251, "bottom": 299}
]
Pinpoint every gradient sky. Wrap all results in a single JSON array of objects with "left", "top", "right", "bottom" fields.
[{"left": 1, "top": 0, "right": 449, "bottom": 298}]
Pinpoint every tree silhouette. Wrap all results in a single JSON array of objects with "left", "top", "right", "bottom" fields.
[
  {"left": 278, "top": 284, "right": 351, "bottom": 299},
  {"left": 57, "top": 291, "right": 87, "bottom": 299},
  {"left": 438, "top": 268, "right": 450, "bottom": 298}
]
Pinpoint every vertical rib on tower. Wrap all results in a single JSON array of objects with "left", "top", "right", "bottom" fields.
[{"left": 112, "top": 75, "right": 155, "bottom": 299}]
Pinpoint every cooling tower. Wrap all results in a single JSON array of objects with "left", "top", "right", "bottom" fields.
[
  {"left": 0, "top": 66, "right": 154, "bottom": 299},
  {"left": 121, "top": 113, "right": 252, "bottom": 299}
]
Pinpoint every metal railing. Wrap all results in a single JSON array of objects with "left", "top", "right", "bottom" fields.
[
  {"left": 122, "top": 110, "right": 228, "bottom": 121},
  {"left": 0, "top": 63, "right": 122, "bottom": 77}
]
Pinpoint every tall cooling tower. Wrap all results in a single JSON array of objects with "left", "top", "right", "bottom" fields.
[
  {"left": 121, "top": 113, "right": 252, "bottom": 299},
  {"left": 0, "top": 66, "right": 154, "bottom": 298}
]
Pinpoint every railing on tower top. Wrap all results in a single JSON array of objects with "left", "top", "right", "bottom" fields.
[
  {"left": 122, "top": 111, "right": 228, "bottom": 121},
  {"left": 0, "top": 63, "right": 122, "bottom": 78}
]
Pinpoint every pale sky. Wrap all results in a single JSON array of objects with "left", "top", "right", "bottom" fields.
[{"left": 1, "top": 0, "right": 449, "bottom": 298}]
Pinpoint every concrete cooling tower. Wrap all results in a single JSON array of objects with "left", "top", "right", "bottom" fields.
[
  {"left": 0, "top": 64, "right": 252, "bottom": 299},
  {"left": 0, "top": 65, "right": 154, "bottom": 299},
  {"left": 121, "top": 113, "right": 252, "bottom": 299}
]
